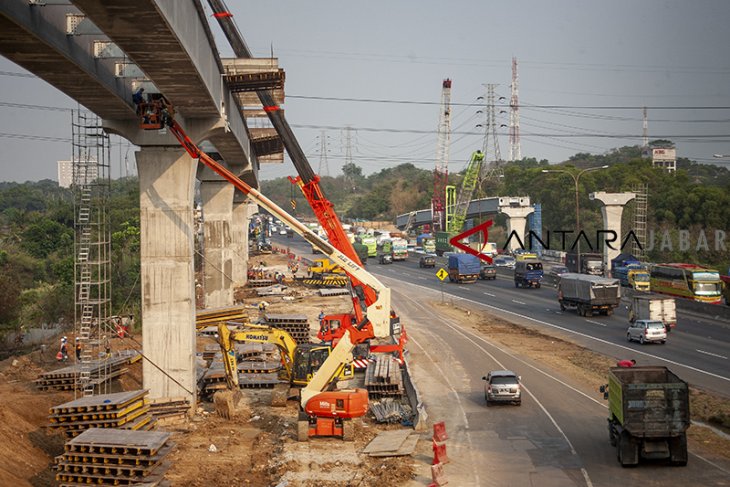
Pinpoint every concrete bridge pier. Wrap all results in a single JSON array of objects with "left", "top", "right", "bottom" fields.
[
  {"left": 231, "top": 198, "right": 257, "bottom": 292},
  {"left": 499, "top": 197, "right": 534, "bottom": 253},
  {"left": 136, "top": 147, "right": 197, "bottom": 409},
  {"left": 589, "top": 192, "right": 636, "bottom": 270},
  {"left": 199, "top": 168, "right": 235, "bottom": 309}
]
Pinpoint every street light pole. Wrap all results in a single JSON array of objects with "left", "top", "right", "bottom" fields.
[{"left": 542, "top": 165, "right": 608, "bottom": 273}]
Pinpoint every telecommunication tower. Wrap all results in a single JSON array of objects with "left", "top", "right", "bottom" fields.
[
  {"left": 641, "top": 106, "right": 650, "bottom": 158},
  {"left": 432, "top": 79, "right": 452, "bottom": 232},
  {"left": 509, "top": 57, "right": 521, "bottom": 161}
]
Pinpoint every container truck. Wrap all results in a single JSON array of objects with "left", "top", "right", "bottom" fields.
[
  {"left": 628, "top": 294, "right": 677, "bottom": 332},
  {"left": 447, "top": 254, "right": 480, "bottom": 283},
  {"left": 557, "top": 273, "right": 621, "bottom": 316},
  {"left": 601, "top": 366, "right": 689, "bottom": 467},
  {"left": 435, "top": 231, "right": 453, "bottom": 256}
]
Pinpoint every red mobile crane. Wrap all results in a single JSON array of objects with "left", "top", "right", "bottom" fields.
[
  {"left": 207, "top": 0, "right": 405, "bottom": 360},
  {"left": 138, "top": 100, "right": 398, "bottom": 440}
]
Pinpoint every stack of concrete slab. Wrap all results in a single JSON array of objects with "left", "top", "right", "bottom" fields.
[
  {"left": 195, "top": 305, "right": 248, "bottom": 328},
  {"left": 263, "top": 313, "right": 310, "bottom": 344},
  {"left": 248, "top": 279, "right": 276, "bottom": 288},
  {"left": 148, "top": 397, "right": 190, "bottom": 422},
  {"left": 48, "top": 390, "right": 155, "bottom": 438},
  {"left": 36, "top": 352, "right": 141, "bottom": 392},
  {"left": 365, "top": 355, "right": 404, "bottom": 399},
  {"left": 55, "top": 428, "right": 172, "bottom": 486}
]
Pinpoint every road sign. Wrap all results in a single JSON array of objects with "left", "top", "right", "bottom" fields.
[{"left": 436, "top": 268, "right": 448, "bottom": 281}]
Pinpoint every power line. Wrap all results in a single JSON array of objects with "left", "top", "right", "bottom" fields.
[{"left": 287, "top": 94, "right": 730, "bottom": 110}]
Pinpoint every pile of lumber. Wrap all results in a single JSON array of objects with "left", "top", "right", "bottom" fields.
[
  {"left": 55, "top": 428, "right": 172, "bottom": 486},
  {"left": 48, "top": 390, "right": 155, "bottom": 438},
  {"left": 36, "top": 351, "right": 141, "bottom": 392},
  {"left": 195, "top": 306, "right": 247, "bottom": 329},
  {"left": 263, "top": 313, "right": 310, "bottom": 344},
  {"left": 365, "top": 355, "right": 404, "bottom": 398}
]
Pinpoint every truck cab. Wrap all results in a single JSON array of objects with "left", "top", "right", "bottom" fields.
[{"left": 514, "top": 259, "right": 543, "bottom": 288}]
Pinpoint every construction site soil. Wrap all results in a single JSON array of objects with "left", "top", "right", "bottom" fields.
[{"left": 1, "top": 251, "right": 728, "bottom": 486}]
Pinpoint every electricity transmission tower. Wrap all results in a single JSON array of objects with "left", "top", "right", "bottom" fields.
[
  {"left": 478, "top": 84, "right": 503, "bottom": 182},
  {"left": 316, "top": 130, "right": 330, "bottom": 176}
]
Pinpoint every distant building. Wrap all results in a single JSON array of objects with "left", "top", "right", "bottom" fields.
[
  {"left": 57, "top": 159, "right": 99, "bottom": 188},
  {"left": 651, "top": 147, "right": 676, "bottom": 173}
]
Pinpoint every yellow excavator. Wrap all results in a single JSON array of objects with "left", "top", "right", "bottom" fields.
[{"left": 217, "top": 323, "right": 354, "bottom": 407}]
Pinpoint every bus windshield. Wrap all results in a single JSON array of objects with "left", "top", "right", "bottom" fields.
[{"left": 694, "top": 281, "right": 721, "bottom": 295}]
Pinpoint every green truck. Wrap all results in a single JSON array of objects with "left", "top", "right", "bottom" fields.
[
  {"left": 434, "top": 231, "right": 453, "bottom": 256},
  {"left": 603, "top": 366, "right": 689, "bottom": 467}
]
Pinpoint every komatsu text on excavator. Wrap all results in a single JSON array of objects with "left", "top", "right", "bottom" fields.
[{"left": 138, "top": 99, "right": 400, "bottom": 440}]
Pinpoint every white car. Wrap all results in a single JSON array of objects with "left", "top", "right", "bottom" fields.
[
  {"left": 279, "top": 228, "right": 288, "bottom": 235},
  {"left": 493, "top": 256, "right": 516, "bottom": 269},
  {"left": 627, "top": 319, "right": 667, "bottom": 344}
]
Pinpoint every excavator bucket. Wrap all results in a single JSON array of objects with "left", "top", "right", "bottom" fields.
[{"left": 213, "top": 389, "right": 242, "bottom": 419}]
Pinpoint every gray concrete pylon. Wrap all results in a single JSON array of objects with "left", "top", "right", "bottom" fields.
[
  {"left": 136, "top": 147, "right": 197, "bottom": 410},
  {"left": 200, "top": 171, "right": 235, "bottom": 309},
  {"left": 231, "top": 198, "right": 257, "bottom": 291},
  {"left": 500, "top": 206, "right": 535, "bottom": 252},
  {"left": 589, "top": 192, "right": 636, "bottom": 272}
]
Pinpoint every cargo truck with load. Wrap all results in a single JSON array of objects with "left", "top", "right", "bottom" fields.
[
  {"left": 566, "top": 252, "right": 605, "bottom": 276},
  {"left": 558, "top": 273, "right": 621, "bottom": 316},
  {"left": 448, "top": 254, "right": 481, "bottom": 283},
  {"left": 613, "top": 265, "right": 651, "bottom": 291},
  {"left": 601, "top": 366, "right": 689, "bottom": 467},
  {"left": 628, "top": 294, "right": 677, "bottom": 332},
  {"left": 391, "top": 237, "right": 409, "bottom": 261},
  {"left": 434, "top": 231, "right": 453, "bottom": 256}
]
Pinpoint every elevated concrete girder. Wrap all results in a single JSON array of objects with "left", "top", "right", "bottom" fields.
[
  {"left": 0, "top": 1, "right": 133, "bottom": 119},
  {"left": 73, "top": 0, "right": 256, "bottom": 182},
  {"left": 589, "top": 192, "right": 636, "bottom": 271},
  {"left": 136, "top": 147, "right": 197, "bottom": 408}
]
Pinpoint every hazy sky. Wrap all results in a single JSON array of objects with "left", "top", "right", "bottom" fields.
[{"left": 1, "top": 0, "right": 729, "bottom": 183}]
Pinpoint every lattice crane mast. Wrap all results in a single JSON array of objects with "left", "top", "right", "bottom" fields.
[{"left": 447, "top": 150, "right": 485, "bottom": 234}]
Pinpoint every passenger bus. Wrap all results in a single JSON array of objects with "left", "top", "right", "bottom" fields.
[{"left": 649, "top": 263, "right": 722, "bottom": 304}]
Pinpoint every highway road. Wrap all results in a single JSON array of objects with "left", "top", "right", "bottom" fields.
[
  {"left": 273, "top": 235, "right": 730, "bottom": 486},
  {"left": 275, "top": 235, "right": 730, "bottom": 398}
]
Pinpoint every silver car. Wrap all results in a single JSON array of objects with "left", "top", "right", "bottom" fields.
[
  {"left": 626, "top": 319, "right": 667, "bottom": 344},
  {"left": 482, "top": 370, "right": 521, "bottom": 406}
]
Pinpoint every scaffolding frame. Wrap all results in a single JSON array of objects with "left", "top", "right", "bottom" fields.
[
  {"left": 632, "top": 183, "right": 648, "bottom": 259},
  {"left": 72, "top": 110, "right": 112, "bottom": 397}
]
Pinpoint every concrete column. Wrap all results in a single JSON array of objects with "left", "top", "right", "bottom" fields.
[
  {"left": 200, "top": 175, "right": 235, "bottom": 309},
  {"left": 589, "top": 192, "right": 636, "bottom": 270},
  {"left": 231, "top": 198, "right": 257, "bottom": 291},
  {"left": 500, "top": 206, "right": 535, "bottom": 252},
  {"left": 136, "top": 147, "right": 197, "bottom": 407}
]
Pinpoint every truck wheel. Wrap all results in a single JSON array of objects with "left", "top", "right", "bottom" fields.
[
  {"left": 560, "top": 302, "right": 566, "bottom": 311},
  {"left": 669, "top": 433, "right": 688, "bottom": 466},
  {"left": 536, "top": 282, "right": 541, "bottom": 289}
]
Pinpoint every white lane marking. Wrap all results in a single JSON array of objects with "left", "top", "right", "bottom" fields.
[
  {"left": 585, "top": 319, "right": 607, "bottom": 327},
  {"left": 417, "top": 276, "right": 427, "bottom": 280},
  {"left": 394, "top": 284, "right": 725, "bottom": 481},
  {"left": 696, "top": 349, "right": 728, "bottom": 360},
  {"left": 397, "top": 292, "right": 593, "bottom": 487},
  {"left": 397, "top": 281, "right": 730, "bottom": 384},
  {"left": 483, "top": 292, "right": 496, "bottom": 297},
  {"left": 511, "top": 299, "right": 526, "bottom": 305},
  {"left": 407, "top": 335, "right": 480, "bottom": 486}
]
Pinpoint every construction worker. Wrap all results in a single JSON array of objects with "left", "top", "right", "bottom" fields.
[
  {"left": 103, "top": 335, "right": 111, "bottom": 358},
  {"left": 58, "top": 336, "right": 68, "bottom": 362},
  {"left": 258, "top": 301, "right": 269, "bottom": 319},
  {"left": 132, "top": 87, "right": 145, "bottom": 114},
  {"left": 75, "top": 338, "right": 82, "bottom": 361}
]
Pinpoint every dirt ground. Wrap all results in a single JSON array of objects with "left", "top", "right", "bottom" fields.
[{"left": 2, "top": 249, "right": 728, "bottom": 486}]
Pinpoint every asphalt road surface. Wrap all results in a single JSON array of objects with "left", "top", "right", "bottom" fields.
[{"left": 274, "top": 235, "right": 730, "bottom": 486}]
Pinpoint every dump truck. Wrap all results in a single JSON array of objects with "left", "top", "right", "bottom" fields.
[
  {"left": 628, "top": 294, "right": 677, "bottom": 332},
  {"left": 448, "top": 254, "right": 480, "bottom": 283},
  {"left": 602, "top": 366, "right": 689, "bottom": 467},
  {"left": 558, "top": 273, "right": 621, "bottom": 316}
]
